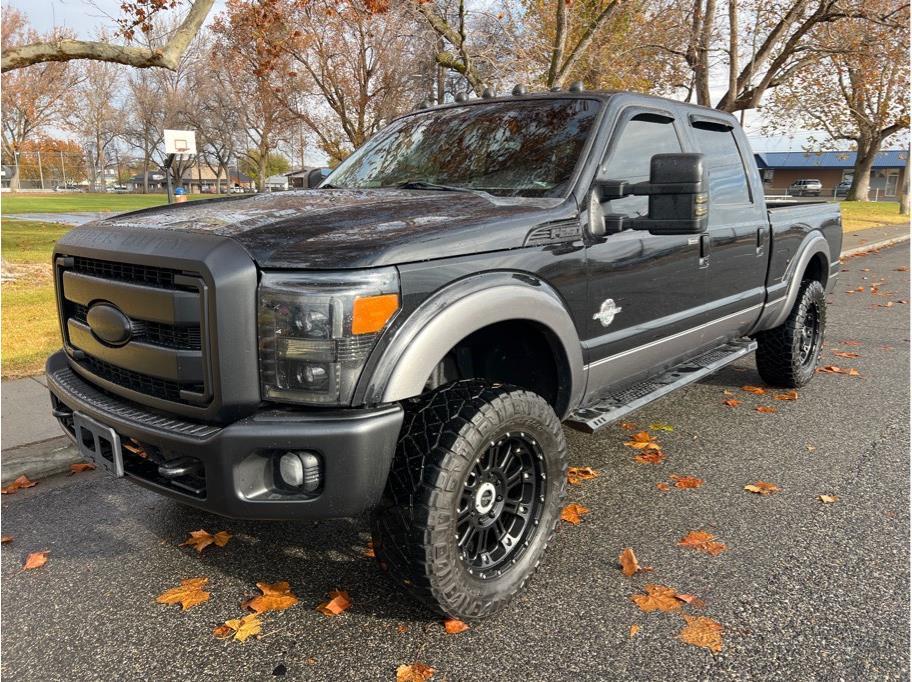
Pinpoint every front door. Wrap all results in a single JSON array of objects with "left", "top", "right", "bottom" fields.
[{"left": 582, "top": 109, "right": 708, "bottom": 401}]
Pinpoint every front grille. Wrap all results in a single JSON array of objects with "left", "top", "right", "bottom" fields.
[
  {"left": 71, "top": 304, "right": 202, "bottom": 351},
  {"left": 72, "top": 256, "right": 181, "bottom": 290},
  {"left": 58, "top": 256, "right": 210, "bottom": 407},
  {"left": 77, "top": 355, "right": 204, "bottom": 402}
]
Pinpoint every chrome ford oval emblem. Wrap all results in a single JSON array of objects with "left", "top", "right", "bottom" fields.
[
  {"left": 86, "top": 303, "right": 132, "bottom": 346},
  {"left": 593, "top": 298, "right": 622, "bottom": 327}
]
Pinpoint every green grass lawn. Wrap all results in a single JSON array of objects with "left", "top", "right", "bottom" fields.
[
  {"left": 1, "top": 200, "right": 908, "bottom": 378},
  {"left": 1, "top": 192, "right": 224, "bottom": 214},
  {"left": 840, "top": 201, "right": 909, "bottom": 231}
]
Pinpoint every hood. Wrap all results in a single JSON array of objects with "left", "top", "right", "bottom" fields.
[{"left": 93, "top": 189, "right": 565, "bottom": 269}]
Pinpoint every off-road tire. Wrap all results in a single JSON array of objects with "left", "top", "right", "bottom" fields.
[
  {"left": 370, "top": 380, "right": 568, "bottom": 620},
  {"left": 755, "top": 279, "right": 826, "bottom": 387}
]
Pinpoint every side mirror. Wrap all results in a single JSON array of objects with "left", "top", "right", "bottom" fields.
[
  {"left": 309, "top": 167, "right": 331, "bottom": 189},
  {"left": 595, "top": 153, "right": 708, "bottom": 236}
]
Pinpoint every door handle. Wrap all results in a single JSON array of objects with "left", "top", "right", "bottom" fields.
[
  {"left": 699, "top": 234, "right": 710, "bottom": 268},
  {"left": 756, "top": 227, "right": 768, "bottom": 256}
]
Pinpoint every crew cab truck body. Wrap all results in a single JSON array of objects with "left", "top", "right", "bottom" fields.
[{"left": 46, "top": 89, "right": 841, "bottom": 619}]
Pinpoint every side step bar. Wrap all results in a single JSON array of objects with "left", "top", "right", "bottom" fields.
[{"left": 566, "top": 339, "right": 757, "bottom": 434}]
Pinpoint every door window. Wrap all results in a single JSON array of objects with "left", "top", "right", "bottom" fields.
[
  {"left": 690, "top": 122, "right": 751, "bottom": 205},
  {"left": 600, "top": 113, "right": 682, "bottom": 217}
]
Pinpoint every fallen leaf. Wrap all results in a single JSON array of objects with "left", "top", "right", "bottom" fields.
[
  {"left": 443, "top": 618, "right": 469, "bottom": 634},
  {"left": 819, "top": 494, "right": 839, "bottom": 504},
  {"left": 722, "top": 399, "right": 742, "bottom": 408},
  {"left": 247, "top": 581, "right": 299, "bottom": 614},
  {"left": 618, "top": 547, "right": 642, "bottom": 577},
  {"left": 656, "top": 482, "right": 671, "bottom": 492},
  {"left": 755, "top": 406, "right": 777, "bottom": 414},
  {"left": 560, "top": 503, "right": 590, "bottom": 525},
  {"left": 69, "top": 462, "right": 96, "bottom": 475},
  {"left": 649, "top": 423, "right": 674, "bottom": 432},
  {"left": 220, "top": 614, "right": 262, "bottom": 642},
  {"left": 841, "top": 340, "right": 863, "bottom": 346},
  {"left": 179, "top": 529, "right": 232, "bottom": 553},
  {"left": 744, "top": 481, "right": 780, "bottom": 495},
  {"left": 396, "top": 663, "right": 435, "bottom": 682},
  {"left": 680, "top": 615, "right": 723, "bottom": 652},
  {"left": 678, "top": 531, "right": 726, "bottom": 556},
  {"left": 629, "top": 624, "right": 640, "bottom": 638},
  {"left": 675, "top": 593, "right": 706, "bottom": 608},
  {"left": 1, "top": 475, "right": 37, "bottom": 494},
  {"left": 817, "top": 365, "right": 861, "bottom": 376},
  {"left": 671, "top": 475, "right": 703, "bottom": 489},
  {"left": 722, "top": 389, "right": 735, "bottom": 396},
  {"left": 634, "top": 451, "right": 666, "bottom": 464},
  {"left": 316, "top": 589, "right": 351, "bottom": 616},
  {"left": 1, "top": 535, "right": 12, "bottom": 544},
  {"left": 22, "top": 550, "right": 49, "bottom": 570},
  {"left": 806, "top": 444, "right": 817, "bottom": 452},
  {"left": 364, "top": 540, "right": 375, "bottom": 558},
  {"left": 624, "top": 431, "right": 662, "bottom": 450},
  {"left": 741, "top": 385, "right": 766, "bottom": 395},
  {"left": 895, "top": 266, "right": 908, "bottom": 272},
  {"left": 774, "top": 390, "right": 799, "bottom": 401},
  {"left": 212, "top": 624, "right": 233, "bottom": 639},
  {"left": 619, "top": 421, "right": 638, "bottom": 430},
  {"left": 631, "top": 584, "right": 683, "bottom": 612},
  {"left": 874, "top": 301, "right": 895, "bottom": 308},
  {"left": 832, "top": 351, "right": 860, "bottom": 359},
  {"left": 567, "top": 466, "right": 600, "bottom": 485},
  {"left": 156, "top": 577, "right": 210, "bottom": 610},
  {"left": 397, "top": 624, "right": 409, "bottom": 634}
]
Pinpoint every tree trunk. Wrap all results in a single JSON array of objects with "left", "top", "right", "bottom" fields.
[
  {"left": 848, "top": 140, "right": 878, "bottom": 202},
  {"left": 900, "top": 165, "right": 909, "bottom": 215}
]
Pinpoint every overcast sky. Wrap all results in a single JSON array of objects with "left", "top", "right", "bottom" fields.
[{"left": 8, "top": 0, "right": 862, "bottom": 153}]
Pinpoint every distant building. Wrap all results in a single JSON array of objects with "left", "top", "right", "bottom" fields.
[
  {"left": 265, "top": 174, "right": 289, "bottom": 191},
  {"left": 754, "top": 149, "right": 908, "bottom": 198}
]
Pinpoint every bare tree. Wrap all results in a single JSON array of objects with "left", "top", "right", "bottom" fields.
[
  {"left": 68, "top": 55, "right": 124, "bottom": 190},
  {"left": 1, "top": 8, "right": 80, "bottom": 190}
]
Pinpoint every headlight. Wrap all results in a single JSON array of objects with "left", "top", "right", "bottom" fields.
[{"left": 258, "top": 268, "right": 399, "bottom": 405}]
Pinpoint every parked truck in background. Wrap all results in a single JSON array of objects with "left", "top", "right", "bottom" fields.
[{"left": 46, "top": 87, "right": 842, "bottom": 620}]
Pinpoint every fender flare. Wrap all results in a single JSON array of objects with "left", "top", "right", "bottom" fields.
[
  {"left": 765, "top": 232, "right": 831, "bottom": 330},
  {"left": 359, "top": 272, "right": 585, "bottom": 418}
]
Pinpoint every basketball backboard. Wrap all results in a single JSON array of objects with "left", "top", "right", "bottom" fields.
[{"left": 163, "top": 130, "right": 197, "bottom": 156}]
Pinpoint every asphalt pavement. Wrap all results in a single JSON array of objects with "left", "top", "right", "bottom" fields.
[{"left": 1, "top": 243, "right": 909, "bottom": 681}]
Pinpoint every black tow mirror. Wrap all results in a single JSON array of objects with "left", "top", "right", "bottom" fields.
[{"left": 595, "top": 153, "right": 708, "bottom": 235}]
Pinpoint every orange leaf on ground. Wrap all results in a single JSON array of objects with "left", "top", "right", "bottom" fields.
[
  {"left": 247, "top": 581, "right": 299, "bottom": 614},
  {"left": 895, "top": 266, "right": 908, "bottom": 271},
  {"left": 22, "top": 550, "right": 49, "bottom": 570},
  {"left": 624, "top": 431, "right": 660, "bottom": 450},
  {"left": 567, "top": 466, "right": 600, "bottom": 485},
  {"left": 741, "top": 385, "right": 766, "bottom": 395},
  {"left": 618, "top": 547, "right": 642, "bottom": 577},
  {"left": 656, "top": 482, "right": 671, "bottom": 492},
  {"left": 629, "top": 624, "right": 640, "bottom": 638},
  {"left": 755, "top": 406, "right": 777, "bottom": 414},
  {"left": 819, "top": 494, "right": 839, "bottom": 503},
  {"left": 671, "top": 475, "right": 703, "bottom": 489},
  {"left": 678, "top": 531, "right": 726, "bottom": 556},
  {"left": 156, "top": 577, "right": 210, "bottom": 610},
  {"left": 560, "top": 503, "right": 590, "bottom": 525},
  {"left": 443, "top": 618, "right": 469, "bottom": 634},
  {"left": 722, "top": 399, "right": 742, "bottom": 408},
  {"left": 675, "top": 593, "right": 706, "bottom": 608},
  {"left": 179, "top": 529, "right": 232, "bottom": 553},
  {"left": 218, "top": 614, "right": 262, "bottom": 642},
  {"left": 396, "top": 663, "right": 435, "bottom": 682},
  {"left": 680, "top": 615, "right": 723, "bottom": 652},
  {"left": 316, "top": 589, "right": 351, "bottom": 616},
  {"left": 634, "top": 451, "right": 666, "bottom": 464},
  {"left": 832, "top": 351, "right": 860, "bottom": 359},
  {"left": 619, "top": 421, "right": 637, "bottom": 430},
  {"left": 631, "top": 584, "right": 683, "bottom": 612},
  {"left": 1, "top": 475, "right": 37, "bottom": 494},
  {"left": 1, "top": 535, "right": 12, "bottom": 544},
  {"left": 744, "top": 481, "right": 780, "bottom": 495},
  {"left": 774, "top": 390, "right": 799, "bottom": 401},
  {"left": 817, "top": 365, "right": 860, "bottom": 376},
  {"left": 69, "top": 462, "right": 96, "bottom": 475},
  {"left": 364, "top": 540, "right": 375, "bottom": 558}
]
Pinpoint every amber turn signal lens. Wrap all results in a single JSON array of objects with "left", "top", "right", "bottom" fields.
[{"left": 352, "top": 293, "right": 399, "bottom": 335}]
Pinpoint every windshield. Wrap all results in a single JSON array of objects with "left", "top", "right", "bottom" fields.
[{"left": 325, "top": 98, "right": 602, "bottom": 198}]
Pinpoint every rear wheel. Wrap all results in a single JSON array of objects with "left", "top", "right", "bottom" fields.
[
  {"left": 370, "top": 380, "right": 567, "bottom": 620},
  {"left": 755, "top": 279, "right": 826, "bottom": 387}
]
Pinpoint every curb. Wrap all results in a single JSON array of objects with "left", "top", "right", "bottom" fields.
[
  {"left": 1, "top": 436, "right": 82, "bottom": 486},
  {"left": 841, "top": 233, "right": 910, "bottom": 258}
]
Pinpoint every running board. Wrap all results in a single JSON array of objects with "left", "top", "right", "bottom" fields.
[{"left": 566, "top": 339, "right": 757, "bottom": 434}]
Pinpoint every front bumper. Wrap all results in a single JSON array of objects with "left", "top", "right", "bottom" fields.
[{"left": 46, "top": 351, "right": 403, "bottom": 520}]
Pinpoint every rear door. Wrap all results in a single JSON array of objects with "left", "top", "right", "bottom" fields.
[{"left": 684, "top": 115, "right": 767, "bottom": 340}]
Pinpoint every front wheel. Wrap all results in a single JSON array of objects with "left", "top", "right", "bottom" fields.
[
  {"left": 755, "top": 279, "right": 826, "bottom": 387},
  {"left": 370, "top": 380, "right": 567, "bottom": 620}
]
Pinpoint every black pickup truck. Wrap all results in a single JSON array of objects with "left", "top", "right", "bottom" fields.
[{"left": 46, "top": 88, "right": 841, "bottom": 620}]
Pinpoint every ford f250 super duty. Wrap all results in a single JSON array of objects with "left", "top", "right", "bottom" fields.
[{"left": 46, "top": 87, "right": 842, "bottom": 620}]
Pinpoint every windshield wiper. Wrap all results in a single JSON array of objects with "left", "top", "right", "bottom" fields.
[{"left": 395, "top": 180, "right": 492, "bottom": 198}]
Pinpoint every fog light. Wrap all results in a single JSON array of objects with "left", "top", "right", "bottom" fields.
[{"left": 278, "top": 451, "right": 321, "bottom": 493}]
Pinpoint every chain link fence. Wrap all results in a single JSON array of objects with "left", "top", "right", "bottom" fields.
[{"left": 0, "top": 151, "right": 129, "bottom": 192}]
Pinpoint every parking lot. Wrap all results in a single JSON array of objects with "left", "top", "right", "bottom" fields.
[{"left": 1, "top": 242, "right": 909, "bottom": 681}]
